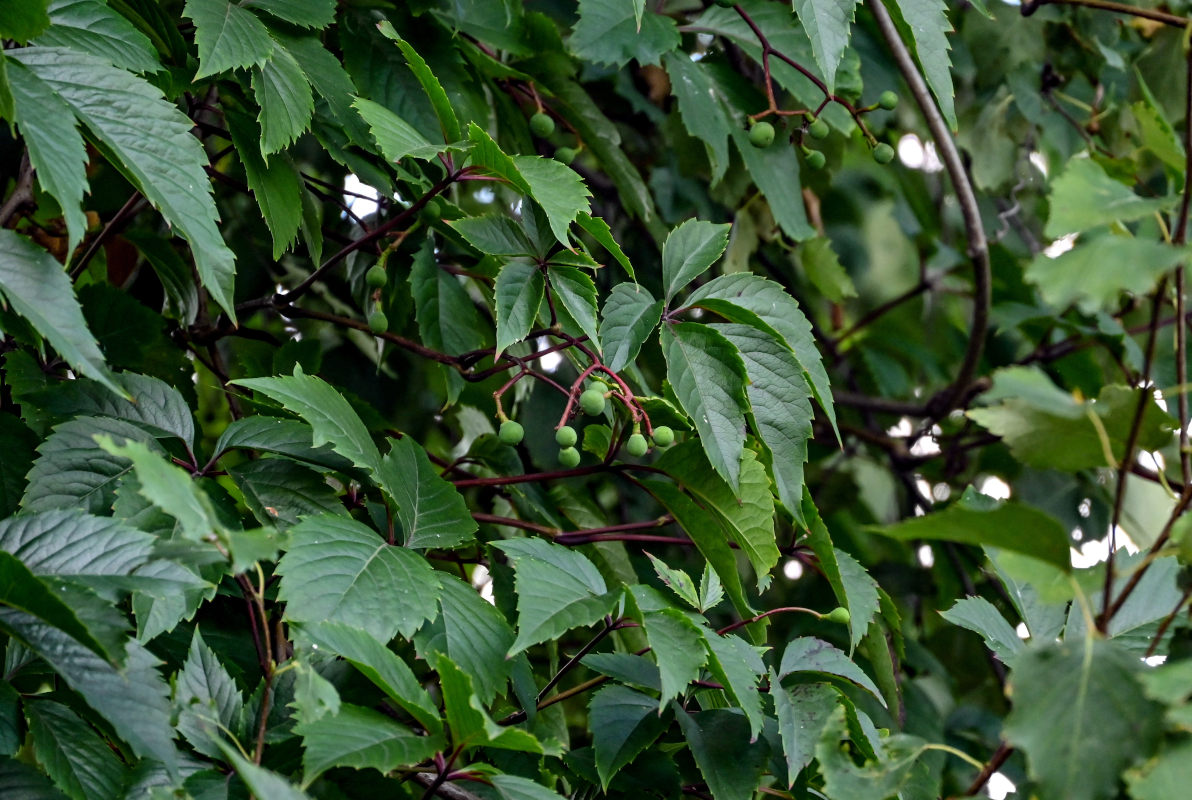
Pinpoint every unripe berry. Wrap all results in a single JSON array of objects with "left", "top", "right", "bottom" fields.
[
  {"left": 651, "top": 426, "right": 674, "bottom": 447},
  {"left": 530, "top": 112, "right": 555, "bottom": 138},
  {"left": 748, "top": 121, "right": 775, "bottom": 149},
  {"left": 366, "top": 264, "right": 387, "bottom": 289},
  {"left": 805, "top": 150, "right": 826, "bottom": 170},
  {"left": 558, "top": 446, "right": 581, "bottom": 467},
  {"left": 626, "top": 433, "right": 648, "bottom": 457},
  {"left": 555, "top": 146, "right": 578, "bottom": 165},
  {"left": 878, "top": 90, "right": 899, "bottom": 111},
  {"left": 824, "top": 606, "right": 851, "bottom": 625},
  {"left": 808, "top": 118, "right": 830, "bottom": 139},
  {"left": 873, "top": 143, "right": 896, "bottom": 164},
  {"left": 555, "top": 425, "right": 578, "bottom": 447},
  {"left": 367, "top": 309, "right": 388, "bottom": 334},
  {"left": 579, "top": 388, "right": 606, "bottom": 416},
  {"left": 499, "top": 420, "right": 525, "bottom": 445}
]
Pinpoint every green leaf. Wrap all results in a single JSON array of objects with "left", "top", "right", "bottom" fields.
[
  {"left": 353, "top": 96, "right": 446, "bottom": 163},
  {"left": 487, "top": 774, "right": 569, "bottom": 800},
  {"left": 730, "top": 123, "right": 816, "bottom": 241},
  {"left": 37, "top": 0, "right": 162, "bottom": 74},
  {"left": 233, "top": 369, "right": 383, "bottom": 475},
  {"left": 660, "top": 323, "right": 749, "bottom": 492},
  {"left": 640, "top": 605, "right": 705, "bottom": 710},
  {"left": 298, "top": 704, "right": 440, "bottom": 787},
  {"left": 570, "top": 0, "right": 680, "bottom": 68},
  {"left": 175, "top": 628, "right": 243, "bottom": 759},
  {"left": 434, "top": 654, "right": 543, "bottom": 753},
  {"left": 229, "top": 459, "right": 346, "bottom": 529},
  {"left": 377, "top": 437, "right": 477, "bottom": 549},
  {"left": 939, "top": 596, "right": 1024, "bottom": 663},
  {"left": 290, "top": 622, "right": 441, "bottom": 734},
  {"left": 226, "top": 109, "right": 302, "bottom": 259},
  {"left": 25, "top": 372, "right": 195, "bottom": 445},
  {"left": 0, "top": 231, "right": 121, "bottom": 397},
  {"left": 815, "top": 705, "right": 924, "bottom": 800},
  {"left": 377, "top": 22, "right": 461, "bottom": 142},
  {"left": 217, "top": 741, "right": 312, "bottom": 800},
  {"left": 701, "top": 631, "right": 765, "bottom": 739},
  {"left": 408, "top": 237, "right": 487, "bottom": 402},
  {"left": 675, "top": 708, "right": 768, "bottom": 800},
  {"left": 778, "top": 638, "right": 884, "bottom": 705},
  {"left": 9, "top": 47, "right": 238, "bottom": 321},
  {"left": 1026, "top": 235, "right": 1185, "bottom": 314},
  {"left": 771, "top": 679, "right": 838, "bottom": 787},
  {"left": 451, "top": 215, "right": 535, "bottom": 257},
  {"left": 212, "top": 416, "right": 354, "bottom": 473},
  {"left": 252, "top": 38, "right": 314, "bottom": 157},
  {"left": 183, "top": 0, "right": 274, "bottom": 78},
  {"left": 0, "top": 756, "right": 70, "bottom": 798},
  {"left": 576, "top": 212, "right": 635, "bottom": 280},
  {"left": 429, "top": 575, "right": 515, "bottom": 704},
  {"left": 0, "top": 0, "right": 50, "bottom": 42},
  {"left": 600, "top": 283, "right": 662, "bottom": 373},
  {"left": 242, "top": 0, "right": 335, "bottom": 28},
  {"left": 25, "top": 700, "right": 126, "bottom": 800},
  {"left": 714, "top": 323, "right": 812, "bottom": 523},
  {"left": 494, "top": 260, "right": 545, "bottom": 356},
  {"left": 0, "top": 609, "right": 176, "bottom": 771},
  {"left": 641, "top": 479, "right": 751, "bottom": 619},
  {"left": 95, "top": 437, "right": 216, "bottom": 542},
  {"left": 689, "top": 273, "right": 835, "bottom": 439},
  {"left": 548, "top": 265, "right": 600, "bottom": 348},
  {"left": 512, "top": 156, "right": 592, "bottom": 247},
  {"left": 0, "top": 682, "right": 19, "bottom": 757},
  {"left": 589, "top": 686, "right": 669, "bottom": 789},
  {"left": 0, "top": 508, "right": 153, "bottom": 583},
  {"left": 22, "top": 417, "right": 157, "bottom": 514},
  {"left": 1045, "top": 157, "right": 1176, "bottom": 236},
  {"left": 0, "top": 553, "right": 120, "bottom": 664},
  {"left": 799, "top": 237, "right": 856, "bottom": 303},
  {"left": 656, "top": 442, "right": 777, "bottom": 590},
  {"left": 1127, "top": 737, "right": 1192, "bottom": 800},
  {"left": 801, "top": 495, "right": 879, "bottom": 650},
  {"left": 890, "top": 0, "right": 956, "bottom": 129},
  {"left": 0, "top": 414, "right": 35, "bottom": 518},
  {"left": 277, "top": 514, "right": 441, "bottom": 643},
  {"left": 1004, "top": 638, "right": 1162, "bottom": 800},
  {"left": 646, "top": 554, "right": 702, "bottom": 611},
  {"left": 662, "top": 219, "right": 731, "bottom": 302},
  {"left": 663, "top": 53, "right": 731, "bottom": 184},
  {"left": 494, "top": 538, "right": 617, "bottom": 655},
  {"left": 4, "top": 61, "right": 88, "bottom": 253},
  {"left": 792, "top": 0, "right": 859, "bottom": 93}
]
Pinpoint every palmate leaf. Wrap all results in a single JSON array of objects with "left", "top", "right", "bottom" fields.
[
  {"left": 0, "top": 0, "right": 50, "bottom": 42},
  {"left": 8, "top": 47, "right": 238, "bottom": 321},
  {"left": 217, "top": 741, "right": 311, "bottom": 800},
  {"left": 212, "top": 416, "right": 353, "bottom": 473},
  {"left": 451, "top": 215, "right": 536, "bottom": 257},
  {"left": 660, "top": 323, "right": 749, "bottom": 492},
  {"left": 229, "top": 459, "right": 346, "bottom": 529},
  {"left": 277, "top": 515, "right": 440, "bottom": 644},
  {"left": 23, "top": 372, "right": 194, "bottom": 445},
  {"left": 183, "top": 0, "right": 273, "bottom": 78},
  {"left": 548, "top": 265, "right": 601, "bottom": 348},
  {"left": 701, "top": 631, "right": 765, "bottom": 739},
  {"left": 589, "top": 686, "right": 669, "bottom": 789},
  {"left": 569, "top": 0, "right": 680, "bottom": 68},
  {"left": 494, "top": 538, "right": 618, "bottom": 655},
  {"left": 512, "top": 156, "right": 592, "bottom": 247},
  {"left": 0, "top": 508, "right": 153, "bottom": 581},
  {"left": 0, "top": 231, "right": 121, "bottom": 396},
  {"left": 792, "top": 0, "right": 859, "bottom": 93},
  {"left": 378, "top": 436, "right": 477, "bottom": 549},
  {"left": 638, "top": 605, "right": 705, "bottom": 709},
  {"left": 25, "top": 699, "right": 127, "bottom": 800},
  {"left": 36, "top": 0, "right": 162, "bottom": 74},
  {"left": 575, "top": 212, "right": 635, "bottom": 280},
  {"left": 297, "top": 704, "right": 440, "bottom": 787},
  {"left": 600, "top": 283, "right": 662, "bottom": 373},
  {"left": 815, "top": 706, "right": 925, "bottom": 800}
]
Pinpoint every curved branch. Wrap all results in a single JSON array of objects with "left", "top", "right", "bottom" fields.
[{"left": 867, "top": 0, "right": 991, "bottom": 418}]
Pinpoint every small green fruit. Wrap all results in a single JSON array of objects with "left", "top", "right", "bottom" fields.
[
  {"left": 579, "top": 388, "right": 606, "bottom": 416},
  {"left": 367, "top": 309, "right": 388, "bottom": 334},
  {"left": 808, "top": 118, "right": 830, "bottom": 139},
  {"left": 558, "top": 446, "right": 581, "bottom": 467},
  {"left": 651, "top": 426, "right": 674, "bottom": 447},
  {"left": 555, "top": 146, "right": 578, "bottom": 165},
  {"left": 365, "top": 264, "right": 387, "bottom": 289},
  {"left": 805, "top": 150, "right": 826, "bottom": 170},
  {"left": 499, "top": 420, "right": 525, "bottom": 445},
  {"left": 824, "top": 606, "right": 851, "bottom": 625},
  {"left": 748, "top": 120, "right": 775, "bottom": 149},
  {"left": 555, "top": 425, "right": 578, "bottom": 447},
  {"left": 873, "top": 143, "right": 896, "bottom": 164},
  {"left": 530, "top": 112, "right": 555, "bottom": 138},
  {"left": 626, "top": 433, "right": 648, "bottom": 457},
  {"left": 878, "top": 90, "right": 899, "bottom": 111}
]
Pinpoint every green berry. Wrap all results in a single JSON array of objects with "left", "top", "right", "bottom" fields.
[
  {"left": 367, "top": 309, "right": 388, "bottom": 334},
  {"left": 873, "top": 143, "right": 896, "bottom": 164},
  {"left": 499, "top": 420, "right": 525, "bottom": 445},
  {"left": 555, "top": 425, "right": 578, "bottom": 447},
  {"left": 805, "top": 150, "right": 826, "bottom": 170},
  {"left": 824, "top": 606, "right": 851, "bottom": 625},
  {"left": 651, "top": 426, "right": 674, "bottom": 447},
  {"left": 530, "top": 112, "right": 555, "bottom": 138},
  {"left": 748, "top": 120, "right": 775, "bottom": 149},
  {"left": 626, "top": 433, "right": 648, "bottom": 457},
  {"left": 558, "top": 446, "right": 581, "bottom": 467},
  {"left": 420, "top": 197, "right": 442, "bottom": 222},
  {"left": 878, "top": 90, "right": 899, "bottom": 111},
  {"left": 555, "top": 146, "right": 578, "bottom": 165},
  {"left": 808, "top": 118, "right": 830, "bottom": 139},
  {"left": 579, "top": 388, "right": 606, "bottom": 416},
  {"left": 366, "top": 264, "right": 387, "bottom": 289}
]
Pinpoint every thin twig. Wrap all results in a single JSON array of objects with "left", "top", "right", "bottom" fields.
[{"left": 0, "top": 152, "right": 34, "bottom": 228}]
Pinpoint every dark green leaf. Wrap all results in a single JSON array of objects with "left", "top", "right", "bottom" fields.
[
  {"left": 25, "top": 700, "right": 126, "bottom": 800},
  {"left": 600, "top": 283, "right": 662, "bottom": 373},
  {"left": 37, "top": 0, "right": 162, "bottom": 74},
  {"left": 175, "top": 628, "right": 243, "bottom": 759},
  {"left": 226, "top": 109, "right": 302, "bottom": 259},
  {"left": 589, "top": 686, "right": 669, "bottom": 789},
  {"left": 230, "top": 458, "right": 346, "bottom": 529},
  {"left": 494, "top": 260, "right": 545, "bottom": 356},
  {"left": 252, "top": 38, "right": 314, "bottom": 157},
  {"left": 801, "top": 494, "right": 879, "bottom": 650},
  {"left": 353, "top": 96, "right": 446, "bottom": 163},
  {"left": 771, "top": 679, "right": 838, "bottom": 787},
  {"left": 0, "top": 0, "right": 50, "bottom": 42},
  {"left": 242, "top": 0, "right": 334, "bottom": 28},
  {"left": 675, "top": 708, "right": 768, "bottom": 800},
  {"left": 778, "top": 638, "right": 884, "bottom": 705},
  {"left": 661, "top": 219, "right": 731, "bottom": 302},
  {"left": 890, "top": 0, "right": 955, "bottom": 128},
  {"left": 570, "top": 0, "right": 679, "bottom": 68},
  {"left": 376, "top": 22, "right": 461, "bottom": 142},
  {"left": 450, "top": 215, "right": 535, "bottom": 257},
  {"left": 183, "top": 0, "right": 273, "bottom": 78},
  {"left": 298, "top": 704, "right": 440, "bottom": 787},
  {"left": 434, "top": 654, "right": 543, "bottom": 753},
  {"left": 793, "top": 0, "right": 859, "bottom": 93},
  {"left": 379, "top": 436, "right": 477, "bottom": 549}
]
